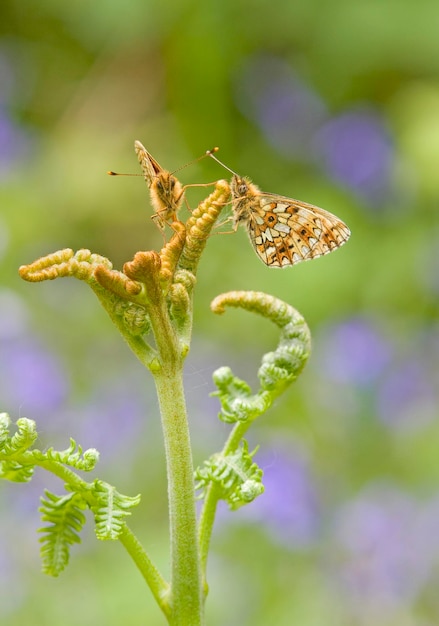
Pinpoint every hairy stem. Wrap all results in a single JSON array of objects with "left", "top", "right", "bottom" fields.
[
  {"left": 197, "top": 482, "right": 220, "bottom": 579},
  {"left": 147, "top": 296, "right": 202, "bottom": 625},
  {"left": 153, "top": 367, "right": 203, "bottom": 626},
  {"left": 198, "top": 421, "right": 249, "bottom": 577},
  {"left": 119, "top": 526, "right": 171, "bottom": 619}
]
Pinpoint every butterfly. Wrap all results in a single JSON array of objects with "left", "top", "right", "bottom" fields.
[
  {"left": 134, "top": 140, "right": 185, "bottom": 231},
  {"left": 134, "top": 141, "right": 222, "bottom": 233},
  {"left": 209, "top": 153, "right": 351, "bottom": 267}
]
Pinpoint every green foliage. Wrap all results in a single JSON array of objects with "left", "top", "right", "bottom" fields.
[
  {"left": 33, "top": 439, "right": 99, "bottom": 472},
  {"left": 3, "top": 0, "right": 439, "bottom": 622},
  {"left": 90, "top": 480, "right": 141, "bottom": 541},
  {"left": 39, "top": 491, "right": 87, "bottom": 577},
  {"left": 211, "top": 293, "right": 311, "bottom": 424},
  {"left": 0, "top": 416, "right": 99, "bottom": 483},
  {"left": 196, "top": 292, "right": 312, "bottom": 584},
  {"left": 195, "top": 440, "right": 264, "bottom": 510},
  {"left": 0, "top": 415, "right": 140, "bottom": 574},
  {"left": 0, "top": 413, "right": 9, "bottom": 448},
  {"left": 10, "top": 155, "right": 312, "bottom": 624},
  {"left": 0, "top": 416, "right": 38, "bottom": 455},
  {"left": 0, "top": 460, "right": 35, "bottom": 483},
  {"left": 0, "top": 416, "right": 38, "bottom": 482},
  {"left": 114, "top": 300, "right": 152, "bottom": 337},
  {"left": 212, "top": 367, "right": 272, "bottom": 424},
  {"left": 258, "top": 317, "right": 311, "bottom": 394}
]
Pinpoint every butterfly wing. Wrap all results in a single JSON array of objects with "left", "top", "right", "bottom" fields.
[
  {"left": 247, "top": 193, "right": 351, "bottom": 268},
  {"left": 133, "top": 140, "right": 184, "bottom": 225},
  {"left": 134, "top": 140, "right": 162, "bottom": 185}
]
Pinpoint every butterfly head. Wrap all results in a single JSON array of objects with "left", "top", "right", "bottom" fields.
[
  {"left": 207, "top": 151, "right": 249, "bottom": 197},
  {"left": 231, "top": 174, "right": 251, "bottom": 199}
]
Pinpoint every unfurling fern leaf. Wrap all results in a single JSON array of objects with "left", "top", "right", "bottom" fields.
[
  {"left": 195, "top": 440, "right": 264, "bottom": 510},
  {"left": 39, "top": 491, "right": 87, "bottom": 577},
  {"left": 90, "top": 480, "right": 141, "bottom": 540},
  {"left": 7, "top": 418, "right": 38, "bottom": 452},
  {"left": 0, "top": 417, "right": 38, "bottom": 455},
  {"left": 0, "top": 413, "right": 11, "bottom": 450},
  {"left": 0, "top": 417, "right": 38, "bottom": 482},
  {"left": 0, "top": 459, "right": 34, "bottom": 482},
  {"left": 211, "top": 367, "right": 272, "bottom": 424},
  {"left": 35, "top": 438, "right": 99, "bottom": 471}
]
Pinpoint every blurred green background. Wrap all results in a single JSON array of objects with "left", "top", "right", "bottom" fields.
[{"left": 1, "top": 0, "right": 439, "bottom": 624}]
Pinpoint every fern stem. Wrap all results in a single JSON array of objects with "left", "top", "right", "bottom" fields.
[
  {"left": 153, "top": 366, "right": 203, "bottom": 626},
  {"left": 31, "top": 458, "right": 93, "bottom": 495},
  {"left": 145, "top": 293, "right": 203, "bottom": 625},
  {"left": 198, "top": 421, "right": 249, "bottom": 576},
  {"left": 197, "top": 482, "right": 220, "bottom": 578},
  {"left": 119, "top": 526, "right": 171, "bottom": 618}
]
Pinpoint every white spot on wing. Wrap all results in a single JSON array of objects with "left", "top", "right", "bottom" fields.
[
  {"left": 265, "top": 246, "right": 276, "bottom": 257},
  {"left": 273, "top": 203, "right": 289, "bottom": 213},
  {"left": 273, "top": 222, "right": 290, "bottom": 234},
  {"left": 261, "top": 230, "right": 273, "bottom": 243}
]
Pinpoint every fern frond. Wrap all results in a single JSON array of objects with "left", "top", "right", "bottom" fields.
[
  {"left": 34, "top": 438, "right": 99, "bottom": 471},
  {"left": 90, "top": 480, "right": 141, "bottom": 540},
  {"left": 0, "top": 417, "right": 37, "bottom": 480},
  {"left": 38, "top": 490, "right": 87, "bottom": 577},
  {"left": 211, "top": 293, "right": 311, "bottom": 424},
  {"left": 0, "top": 459, "right": 34, "bottom": 482},
  {"left": 0, "top": 413, "right": 11, "bottom": 450},
  {"left": 195, "top": 440, "right": 264, "bottom": 510},
  {"left": 2, "top": 418, "right": 38, "bottom": 455},
  {"left": 212, "top": 367, "right": 272, "bottom": 424}
]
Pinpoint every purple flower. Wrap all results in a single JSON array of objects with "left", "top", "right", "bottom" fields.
[
  {"left": 0, "top": 289, "right": 28, "bottom": 340},
  {"left": 0, "top": 335, "right": 69, "bottom": 421},
  {"left": 234, "top": 56, "right": 396, "bottom": 208},
  {"left": 234, "top": 54, "right": 326, "bottom": 159},
  {"left": 315, "top": 317, "right": 393, "bottom": 387},
  {"left": 376, "top": 359, "right": 437, "bottom": 430},
  {"left": 331, "top": 484, "right": 439, "bottom": 613},
  {"left": 313, "top": 109, "right": 394, "bottom": 203},
  {"left": 0, "top": 52, "right": 31, "bottom": 177},
  {"left": 75, "top": 376, "right": 147, "bottom": 459},
  {"left": 226, "top": 440, "right": 321, "bottom": 548},
  {"left": 0, "top": 108, "right": 30, "bottom": 178}
]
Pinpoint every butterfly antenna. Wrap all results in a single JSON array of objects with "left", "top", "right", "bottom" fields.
[
  {"left": 108, "top": 146, "right": 223, "bottom": 177},
  {"left": 206, "top": 150, "right": 239, "bottom": 176},
  {"left": 171, "top": 146, "right": 221, "bottom": 175},
  {"left": 107, "top": 171, "right": 143, "bottom": 177}
]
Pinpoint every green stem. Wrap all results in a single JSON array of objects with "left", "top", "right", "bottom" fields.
[
  {"left": 29, "top": 456, "right": 92, "bottom": 492},
  {"left": 197, "top": 482, "right": 220, "bottom": 579},
  {"left": 148, "top": 296, "right": 202, "bottom": 625},
  {"left": 198, "top": 421, "right": 250, "bottom": 577},
  {"left": 153, "top": 367, "right": 203, "bottom": 626},
  {"left": 25, "top": 455, "right": 170, "bottom": 609},
  {"left": 119, "top": 526, "right": 171, "bottom": 618}
]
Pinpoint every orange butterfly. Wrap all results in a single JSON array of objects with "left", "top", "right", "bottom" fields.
[
  {"left": 209, "top": 153, "right": 351, "bottom": 267},
  {"left": 134, "top": 140, "right": 185, "bottom": 231}
]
